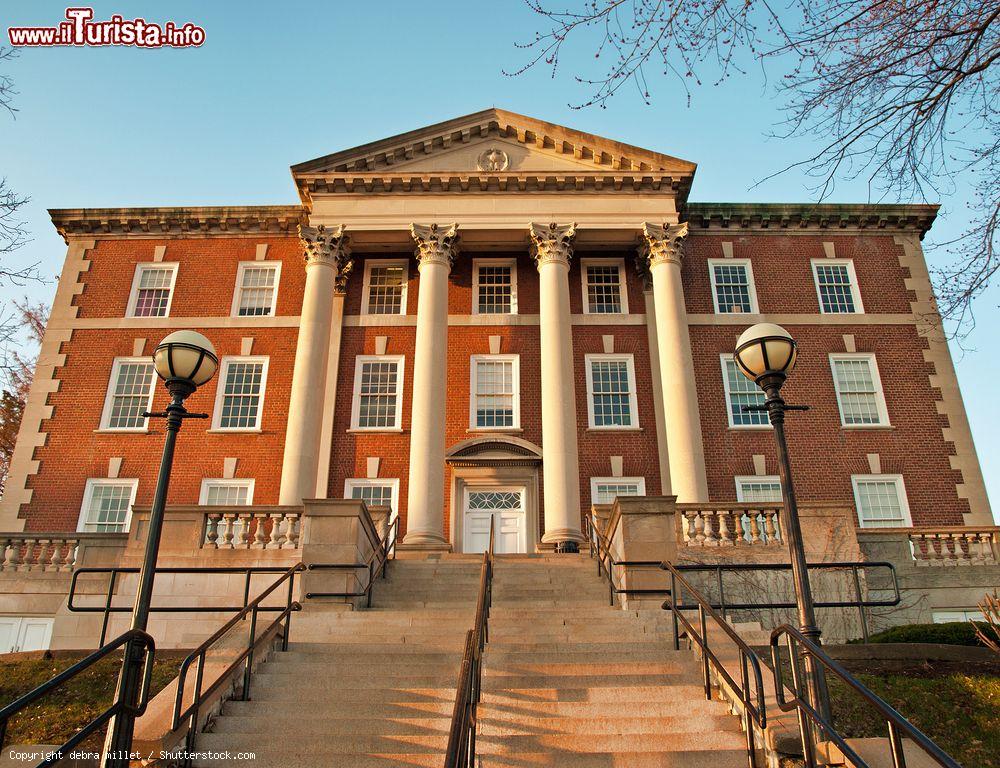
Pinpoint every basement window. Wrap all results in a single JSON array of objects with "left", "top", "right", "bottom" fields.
[
  {"left": 200, "top": 479, "right": 255, "bottom": 505},
  {"left": 590, "top": 477, "right": 646, "bottom": 505},
  {"left": 345, "top": 478, "right": 399, "bottom": 519},
  {"left": 852, "top": 475, "right": 912, "bottom": 528}
]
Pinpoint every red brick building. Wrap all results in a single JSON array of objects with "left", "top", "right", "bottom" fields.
[{"left": 0, "top": 109, "right": 990, "bottom": 553}]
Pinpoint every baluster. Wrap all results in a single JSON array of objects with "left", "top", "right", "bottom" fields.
[
  {"left": 4, "top": 537, "right": 22, "bottom": 570},
  {"left": 60, "top": 539, "right": 78, "bottom": 571},
  {"left": 937, "top": 534, "right": 955, "bottom": 566},
  {"left": 220, "top": 514, "right": 236, "bottom": 549},
  {"left": 46, "top": 539, "right": 62, "bottom": 572},
  {"left": 747, "top": 512, "right": 762, "bottom": 545},
  {"left": 204, "top": 514, "right": 221, "bottom": 549},
  {"left": 681, "top": 511, "right": 694, "bottom": 545},
  {"left": 717, "top": 512, "right": 733, "bottom": 546},
  {"left": 764, "top": 510, "right": 779, "bottom": 544},
  {"left": 283, "top": 513, "right": 300, "bottom": 549},
  {"left": 692, "top": 510, "right": 706, "bottom": 545},
  {"left": 267, "top": 513, "right": 283, "bottom": 549},
  {"left": 251, "top": 513, "right": 268, "bottom": 549},
  {"left": 703, "top": 510, "right": 720, "bottom": 546},
  {"left": 981, "top": 532, "right": 998, "bottom": 564},
  {"left": 0, "top": 537, "right": 12, "bottom": 571},
  {"left": 18, "top": 538, "right": 36, "bottom": 571},
  {"left": 953, "top": 533, "right": 970, "bottom": 565},
  {"left": 235, "top": 513, "right": 251, "bottom": 548}
]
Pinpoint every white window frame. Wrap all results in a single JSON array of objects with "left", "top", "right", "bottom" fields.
[
  {"left": 708, "top": 259, "right": 759, "bottom": 314},
  {"left": 471, "top": 258, "right": 518, "bottom": 315},
  {"left": 580, "top": 258, "right": 630, "bottom": 315},
  {"left": 734, "top": 475, "right": 783, "bottom": 502},
  {"left": 811, "top": 259, "right": 864, "bottom": 314},
  {"left": 125, "top": 262, "right": 179, "bottom": 318},
  {"left": 852, "top": 474, "right": 913, "bottom": 528},
  {"left": 199, "top": 478, "right": 256, "bottom": 505},
  {"left": 344, "top": 478, "right": 401, "bottom": 520},
  {"left": 584, "top": 353, "right": 640, "bottom": 430},
  {"left": 98, "top": 357, "right": 156, "bottom": 432},
  {"left": 932, "top": 609, "right": 986, "bottom": 624},
  {"left": 361, "top": 259, "right": 409, "bottom": 315},
  {"left": 350, "top": 355, "right": 405, "bottom": 431},
  {"left": 77, "top": 478, "right": 139, "bottom": 533},
  {"left": 211, "top": 356, "right": 270, "bottom": 432},
  {"left": 230, "top": 261, "right": 282, "bottom": 318},
  {"left": 829, "top": 353, "right": 890, "bottom": 428},
  {"left": 720, "top": 354, "right": 771, "bottom": 430},
  {"left": 590, "top": 477, "right": 646, "bottom": 505},
  {"left": 468, "top": 354, "right": 521, "bottom": 431}
]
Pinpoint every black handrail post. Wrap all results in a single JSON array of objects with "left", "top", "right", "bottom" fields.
[
  {"left": 699, "top": 605, "right": 710, "bottom": 700},
  {"left": 242, "top": 606, "right": 259, "bottom": 701},
  {"left": 102, "top": 381, "right": 194, "bottom": 768},
  {"left": 670, "top": 572, "right": 679, "bottom": 651},
  {"left": 852, "top": 565, "right": 870, "bottom": 643},
  {"left": 100, "top": 570, "right": 117, "bottom": 647},
  {"left": 282, "top": 572, "right": 295, "bottom": 652}
]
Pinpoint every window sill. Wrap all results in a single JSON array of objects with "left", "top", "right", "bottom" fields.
[
  {"left": 346, "top": 428, "right": 406, "bottom": 434},
  {"left": 206, "top": 428, "right": 263, "bottom": 434},
  {"left": 841, "top": 424, "right": 894, "bottom": 430},
  {"left": 586, "top": 427, "right": 644, "bottom": 433},
  {"left": 466, "top": 427, "right": 523, "bottom": 434},
  {"left": 727, "top": 426, "right": 773, "bottom": 432}
]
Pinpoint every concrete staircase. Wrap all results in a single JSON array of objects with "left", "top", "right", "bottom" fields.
[{"left": 193, "top": 554, "right": 752, "bottom": 767}]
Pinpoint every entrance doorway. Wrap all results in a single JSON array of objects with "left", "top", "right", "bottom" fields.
[{"left": 463, "top": 487, "right": 527, "bottom": 554}]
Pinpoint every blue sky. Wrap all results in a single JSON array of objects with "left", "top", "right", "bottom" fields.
[{"left": 2, "top": 1, "right": 997, "bottom": 518}]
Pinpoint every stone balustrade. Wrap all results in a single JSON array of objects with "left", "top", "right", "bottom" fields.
[
  {"left": 908, "top": 527, "right": 998, "bottom": 566},
  {"left": 202, "top": 509, "right": 301, "bottom": 550},
  {"left": 676, "top": 503, "right": 782, "bottom": 547},
  {"left": 0, "top": 533, "right": 81, "bottom": 571}
]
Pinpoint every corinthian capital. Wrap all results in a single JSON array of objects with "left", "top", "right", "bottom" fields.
[
  {"left": 299, "top": 223, "right": 352, "bottom": 274},
  {"left": 529, "top": 222, "right": 577, "bottom": 268},
  {"left": 411, "top": 223, "right": 459, "bottom": 268},
  {"left": 640, "top": 222, "right": 689, "bottom": 267}
]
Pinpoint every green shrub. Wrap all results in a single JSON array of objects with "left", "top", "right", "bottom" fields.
[{"left": 858, "top": 621, "right": 992, "bottom": 646}]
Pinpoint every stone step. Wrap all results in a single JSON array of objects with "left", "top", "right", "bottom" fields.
[
  {"left": 480, "top": 684, "right": 712, "bottom": 705},
  {"left": 193, "top": 731, "right": 747, "bottom": 755},
  {"left": 261, "top": 658, "right": 690, "bottom": 677},
  {"left": 251, "top": 671, "right": 461, "bottom": 688},
  {"left": 241, "top": 686, "right": 458, "bottom": 704}
]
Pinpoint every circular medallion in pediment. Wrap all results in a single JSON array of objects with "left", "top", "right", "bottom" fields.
[{"left": 476, "top": 148, "right": 510, "bottom": 172}]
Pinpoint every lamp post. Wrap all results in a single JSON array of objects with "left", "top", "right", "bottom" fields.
[
  {"left": 102, "top": 331, "right": 218, "bottom": 768},
  {"left": 733, "top": 322, "right": 830, "bottom": 719}
]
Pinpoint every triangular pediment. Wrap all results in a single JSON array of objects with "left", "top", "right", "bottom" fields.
[{"left": 291, "top": 108, "right": 696, "bottom": 177}]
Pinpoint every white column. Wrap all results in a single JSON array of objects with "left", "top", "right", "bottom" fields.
[
  {"left": 278, "top": 225, "right": 351, "bottom": 505},
  {"left": 403, "top": 223, "right": 459, "bottom": 547},
  {"left": 531, "top": 223, "right": 585, "bottom": 552},
  {"left": 641, "top": 222, "right": 709, "bottom": 502}
]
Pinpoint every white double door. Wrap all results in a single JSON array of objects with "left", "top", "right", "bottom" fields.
[
  {"left": 0, "top": 616, "right": 53, "bottom": 654},
  {"left": 463, "top": 486, "right": 527, "bottom": 554}
]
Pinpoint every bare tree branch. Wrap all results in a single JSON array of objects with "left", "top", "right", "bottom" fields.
[{"left": 511, "top": 1, "right": 1000, "bottom": 337}]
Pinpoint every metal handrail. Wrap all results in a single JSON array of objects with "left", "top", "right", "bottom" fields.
[
  {"left": 662, "top": 562, "right": 768, "bottom": 768},
  {"left": 585, "top": 512, "right": 670, "bottom": 605},
  {"left": 170, "top": 563, "right": 304, "bottom": 766},
  {"left": 770, "top": 624, "right": 962, "bottom": 768},
  {"left": 305, "top": 516, "right": 399, "bottom": 606},
  {"left": 444, "top": 517, "right": 495, "bottom": 768},
  {"left": 0, "top": 629, "right": 156, "bottom": 768},
  {"left": 67, "top": 565, "right": 303, "bottom": 646}
]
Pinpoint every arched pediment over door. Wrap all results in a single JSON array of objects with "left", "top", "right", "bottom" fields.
[{"left": 446, "top": 436, "right": 543, "bottom": 553}]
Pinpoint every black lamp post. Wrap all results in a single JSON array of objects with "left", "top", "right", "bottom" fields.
[
  {"left": 733, "top": 322, "right": 830, "bottom": 719},
  {"left": 102, "top": 331, "right": 218, "bottom": 768}
]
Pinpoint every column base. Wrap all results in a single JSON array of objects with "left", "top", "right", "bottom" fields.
[
  {"left": 398, "top": 531, "right": 451, "bottom": 553},
  {"left": 541, "top": 528, "right": 586, "bottom": 546}
]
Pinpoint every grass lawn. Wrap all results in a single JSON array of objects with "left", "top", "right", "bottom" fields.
[
  {"left": 0, "top": 653, "right": 182, "bottom": 748},
  {"left": 829, "top": 664, "right": 1000, "bottom": 768}
]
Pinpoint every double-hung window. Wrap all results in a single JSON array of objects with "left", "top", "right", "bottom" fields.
[
  {"left": 721, "top": 355, "right": 769, "bottom": 427},
  {"left": 212, "top": 357, "right": 268, "bottom": 431},
  {"left": 232, "top": 262, "right": 280, "bottom": 317},
  {"left": 830, "top": 354, "right": 889, "bottom": 426},
  {"left": 362, "top": 260, "right": 408, "bottom": 315},
  {"left": 345, "top": 478, "right": 400, "bottom": 519},
  {"left": 590, "top": 477, "right": 646, "bottom": 505},
  {"left": 78, "top": 479, "right": 138, "bottom": 533},
  {"left": 470, "top": 355, "right": 520, "bottom": 430},
  {"left": 100, "top": 358, "right": 156, "bottom": 431},
  {"left": 709, "top": 259, "right": 758, "bottom": 314},
  {"left": 812, "top": 260, "right": 863, "bottom": 314},
  {"left": 585, "top": 354, "right": 639, "bottom": 429},
  {"left": 127, "top": 264, "right": 177, "bottom": 318},
  {"left": 473, "top": 260, "right": 517, "bottom": 315},
  {"left": 200, "top": 479, "right": 255, "bottom": 505},
  {"left": 852, "top": 475, "right": 911, "bottom": 528},
  {"left": 581, "top": 259, "right": 628, "bottom": 314},
  {"left": 735, "top": 476, "right": 782, "bottom": 503},
  {"left": 351, "top": 356, "right": 404, "bottom": 430}
]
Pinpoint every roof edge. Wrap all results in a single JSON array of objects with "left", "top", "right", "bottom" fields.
[{"left": 683, "top": 202, "right": 939, "bottom": 235}]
